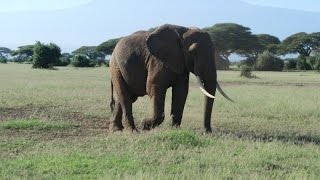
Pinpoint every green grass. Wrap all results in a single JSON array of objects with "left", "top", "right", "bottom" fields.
[
  {"left": 0, "top": 119, "right": 74, "bottom": 130},
  {"left": 1, "top": 63, "right": 320, "bottom": 179}
]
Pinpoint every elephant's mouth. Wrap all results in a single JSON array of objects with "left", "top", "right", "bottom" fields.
[{"left": 196, "top": 76, "right": 215, "bottom": 99}]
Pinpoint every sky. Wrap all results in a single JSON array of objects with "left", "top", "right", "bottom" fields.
[
  {"left": 0, "top": 0, "right": 92, "bottom": 12},
  {"left": 241, "top": 0, "right": 320, "bottom": 12},
  {"left": 1, "top": 0, "right": 320, "bottom": 54}
]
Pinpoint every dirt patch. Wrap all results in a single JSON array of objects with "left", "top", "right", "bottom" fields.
[
  {"left": 213, "top": 128, "right": 320, "bottom": 145},
  {"left": 0, "top": 106, "right": 110, "bottom": 140}
]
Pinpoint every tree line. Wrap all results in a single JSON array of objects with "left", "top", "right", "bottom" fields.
[{"left": 1, "top": 23, "right": 319, "bottom": 71}]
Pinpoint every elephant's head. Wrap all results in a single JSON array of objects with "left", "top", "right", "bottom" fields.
[
  {"left": 147, "top": 25, "right": 216, "bottom": 98},
  {"left": 147, "top": 24, "right": 218, "bottom": 132}
]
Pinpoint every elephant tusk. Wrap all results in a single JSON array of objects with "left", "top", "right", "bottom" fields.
[
  {"left": 199, "top": 86, "right": 215, "bottom": 99},
  {"left": 196, "top": 76, "right": 215, "bottom": 99}
]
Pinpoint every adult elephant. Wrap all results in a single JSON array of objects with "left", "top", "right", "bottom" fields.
[{"left": 109, "top": 24, "right": 233, "bottom": 132}]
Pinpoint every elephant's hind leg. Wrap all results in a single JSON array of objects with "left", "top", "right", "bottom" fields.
[
  {"left": 112, "top": 82, "right": 138, "bottom": 131},
  {"left": 111, "top": 62, "right": 138, "bottom": 132}
]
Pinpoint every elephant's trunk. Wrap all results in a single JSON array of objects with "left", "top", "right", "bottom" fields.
[{"left": 199, "top": 68, "right": 217, "bottom": 133}]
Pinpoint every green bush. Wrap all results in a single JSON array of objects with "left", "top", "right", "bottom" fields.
[
  {"left": 255, "top": 51, "right": 284, "bottom": 71},
  {"left": 297, "top": 55, "right": 312, "bottom": 70},
  {"left": 240, "top": 65, "right": 255, "bottom": 78},
  {"left": 284, "top": 58, "right": 298, "bottom": 70},
  {"left": 105, "top": 60, "right": 110, "bottom": 67},
  {"left": 71, "top": 54, "right": 96, "bottom": 67},
  {"left": 0, "top": 57, "right": 7, "bottom": 63},
  {"left": 55, "top": 53, "right": 72, "bottom": 66},
  {"left": 307, "top": 56, "right": 320, "bottom": 70},
  {"left": 32, "top": 42, "right": 61, "bottom": 69}
]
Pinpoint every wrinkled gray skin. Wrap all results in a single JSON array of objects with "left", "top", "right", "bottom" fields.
[{"left": 109, "top": 24, "right": 232, "bottom": 132}]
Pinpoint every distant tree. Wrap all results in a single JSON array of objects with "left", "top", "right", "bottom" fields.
[
  {"left": 296, "top": 55, "right": 312, "bottom": 70},
  {"left": 256, "top": 34, "right": 281, "bottom": 54},
  {"left": 279, "top": 32, "right": 320, "bottom": 70},
  {"left": 70, "top": 54, "right": 96, "bottom": 67},
  {"left": 0, "top": 47, "right": 12, "bottom": 59},
  {"left": 255, "top": 51, "right": 284, "bottom": 71},
  {"left": 72, "top": 46, "right": 105, "bottom": 60},
  {"left": 307, "top": 55, "right": 320, "bottom": 70},
  {"left": 237, "top": 34, "right": 280, "bottom": 62},
  {"left": 55, "top": 53, "right": 72, "bottom": 66},
  {"left": 11, "top": 45, "right": 34, "bottom": 62},
  {"left": 0, "top": 47, "right": 11, "bottom": 63},
  {"left": 283, "top": 58, "right": 298, "bottom": 70},
  {"left": 32, "top": 42, "right": 61, "bottom": 69},
  {"left": 214, "top": 49, "right": 230, "bottom": 70},
  {"left": 97, "top": 38, "right": 121, "bottom": 55},
  {"left": 148, "top": 27, "right": 158, "bottom": 32},
  {"left": 203, "top": 23, "right": 256, "bottom": 62},
  {"left": 279, "top": 32, "right": 320, "bottom": 57}
]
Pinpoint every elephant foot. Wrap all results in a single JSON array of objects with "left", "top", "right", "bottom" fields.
[
  {"left": 109, "top": 122, "right": 124, "bottom": 132},
  {"left": 172, "top": 123, "right": 181, "bottom": 129},
  {"left": 130, "top": 128, "right": 139, "bottom": 133},
  {"left": 142, "top": 118, "right": 153, "bottom": 131},
  {"left": 204, "top": 127, "right": 213, "bottom": 134},
  {"left": 171, "top": 115, "right": 181, "bottom": 129}
]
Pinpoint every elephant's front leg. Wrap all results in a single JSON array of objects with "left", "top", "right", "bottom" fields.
[
  {"left": 142, "top": 90, "right": 166, "bottom": 130},
  {"left": 171, "top": 75, "right": 189, "bottom": 128}
]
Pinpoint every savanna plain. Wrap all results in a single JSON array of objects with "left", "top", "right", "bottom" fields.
[{"left": 1, "top": 63, "right": 320, "bottom": 179}]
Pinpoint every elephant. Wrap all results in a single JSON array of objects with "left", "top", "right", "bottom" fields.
[{"left": 109, "top": 24, "right": 233, "bottom": 133}]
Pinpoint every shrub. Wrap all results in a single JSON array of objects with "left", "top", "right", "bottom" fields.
[
  {"left": 32, "top": 42, "right": 61, "bottom": 69},
  {"left": 284, "top": 58, "right": 298, "bottom": 70},
  {"left": 0, "top": 57, "right": 7, "bottom": 63},
  {"left": 55, "top": 57, "right": 70, "bottom": 66},
  {"left": 297, "top": 55, "right": 312, "bottom": 70},
  {"left": 70, "top": 54, "right": 96, "bottom": 67},
  {"left": 105, "top": 60, "right": 110, "bottom": 67},
  {"left": 55, "top": 53, "right": 72, "bottom": 66},
  {"left": 240, "top": 65, "right": 255, "bottom": 78},
  {"left": 307, "top": 56, "right": 320, "bottom": 70},
  {"left": 255, "top": 51, "right": 284, "bottom": 71}
]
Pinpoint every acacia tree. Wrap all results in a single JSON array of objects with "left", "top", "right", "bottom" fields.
[
  {"left": 203, "top": 23, "right": 256, "bottom": 62},
  {"left": 280, "top": 32, "right": 320, "bottom": 57},
  {"left": 280, "top": 32, "right": 320, "bottom": 70},
  {"left": 72, "top": 46, "right": 105, "bottom": 60},
  {"left": 97, "top": 38, "right": 121, "bottom": 55},
  {"left": 0, "top": 47, "right": 12, "bottom": 59},
  {"left": 11, "top": 45, "right": 34, "bottom": 62},
  {"left": 243, "top": 34, "right": 280, "bottom": 56}
]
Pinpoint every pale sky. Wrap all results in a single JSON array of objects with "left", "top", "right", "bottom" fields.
[
  {"left": 1, "top": 0, "right": 319, "bottom": 13},
  {"left": 241, "top": 0, "right": 320, "bottom": 12},
  {"left": 0, "top": 0, "right": 93, "bottom": 12},
  {"left": 1, "top": 0, "right": 320, "bottom": 53}
]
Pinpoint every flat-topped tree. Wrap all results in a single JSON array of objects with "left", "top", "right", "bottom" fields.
[{"left": 97, "top": 38, "right": 121, "bottom": 55}]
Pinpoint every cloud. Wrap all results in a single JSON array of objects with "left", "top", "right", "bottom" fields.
[{"left": 0, "top": 0, "right": 93, "bottom": 13}]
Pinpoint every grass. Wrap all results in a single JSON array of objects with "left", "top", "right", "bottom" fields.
[
  {"left": 0, "top": 119, "right": 74, "bottom": 130},
  {"left": 1, "top": 63, "right": 320, "bottom": 179}
]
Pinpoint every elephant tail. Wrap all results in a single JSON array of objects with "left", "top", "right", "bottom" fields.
[
  {"left": 216, "top": 82, "right": 234, "bottom": 103},
  {"left": 110, "top": 80, "right": 115, "bottom": 112}
]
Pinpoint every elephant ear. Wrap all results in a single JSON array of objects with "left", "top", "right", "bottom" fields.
[{"left": 146, "top": 25, "right": 185, "bottom": 74}]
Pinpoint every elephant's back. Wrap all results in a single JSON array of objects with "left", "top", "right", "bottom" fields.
[{"left": 113, "top": 32, "right": 149, "bottom": 96}]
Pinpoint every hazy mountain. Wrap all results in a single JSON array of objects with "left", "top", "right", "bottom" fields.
[{"left": 1, "top": 0, "right": 320, "bottom": 52}]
